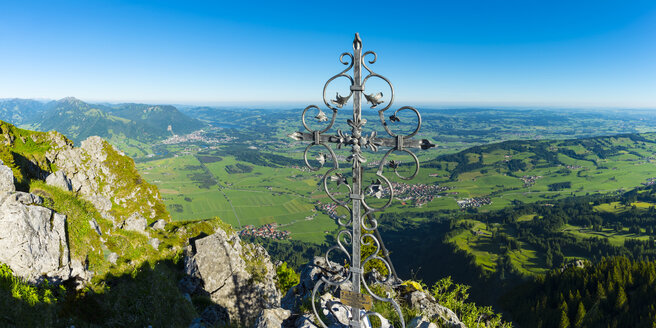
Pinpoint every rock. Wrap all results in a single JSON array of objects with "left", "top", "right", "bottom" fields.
[
  {"left": 188, "top": 318, "right": 204, "bottom": 328},
  {"left": 0, "top": 191, "right": 70, "bottom": 282},
  {"left": 10, "top": 191, "right": 43, "bottom": 205},
  {"left": 408, "top": 316, "right": 437, "bottom": 328},
  {"left": 70, "top": 259, "right": 93, "bottom": 290},
  {"left": 108, "top": 252, "right": 118, "bottom": 265},
  {"left": 292, "top": 314, "right": 316, "bottom": 328},
  {"left": 322, "top": 295, "right": 350, "bottom": 326},
  {"left": 152, "top": 219, "right": 167, "bottom": 230},
  {"left": 253, "top": 308, "right": 291, "bottom": 328},
  {"left": 201, "top": 305, "right": 230, "bottom": 326},
  {"left": 121, "top": 213, "right": 147, "bottom": 232},
  {"left": 404, "top": 290, "right": 466, "bottom": 328},
  {"left": 184, "top": 229, "right": 280, "bottom": 326},
  {"left": 281, "top": 256, "right": 351, "bottom": 313},
  {"left": 45, "top": 170, "right": 73, "bottom": 191},
  {"left": 149, "top": 238, "right": 160, "bottom": 250},
  {"left": 89, "top": 219, "right": 102, "bottom": 236},
  {"left": 0, "top": 160, "right": 15, "bottom": 193},
  {"left": 178, "top": 275, "right": 201, "bottom": 294}
]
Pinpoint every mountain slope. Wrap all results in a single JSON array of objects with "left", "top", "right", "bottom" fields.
[
  {"left": 31, "top": 97, "right": 205, "bottom": 144},
  {"left": 0, "top": 98, "right": 49, "bottom": 125},
  {"left": 1, "top": 97, "right": 206, "bottom": 147}
]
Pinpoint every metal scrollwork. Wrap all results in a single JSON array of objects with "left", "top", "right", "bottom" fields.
[{"left": 290, "top": 33, "right": 436, "bottom": 328}]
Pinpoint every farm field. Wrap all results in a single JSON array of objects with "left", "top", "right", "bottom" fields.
[{"left": 136, "top": 132, "right": 656, "bottom": 247}]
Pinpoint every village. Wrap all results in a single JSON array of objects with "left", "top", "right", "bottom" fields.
[
  {"left": 521, "top": 175, "right": 542, "bottom": 187},
  {"left": 238, "top": 223, "right": 291, "bottom": 240},
  {"left": 457, "top": 197, "right": 492, "bottom": 209},
  {"left": 161, "top": 128, "right": 236, "bottom": 145},
  {"left": 375, "top": 181, "right": 451, "bottom": 207}
]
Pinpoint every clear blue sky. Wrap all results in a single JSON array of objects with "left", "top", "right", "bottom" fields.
[{"left": 1, "top": 0, "right": 655, "bottom": 108}]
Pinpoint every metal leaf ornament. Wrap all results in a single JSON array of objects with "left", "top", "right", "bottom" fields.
[
  {"left": 330, "top": 92, "right": 350, "bottom": 108},
  {"left": 389, "top": 115, "right": 400, "bottom": 122},
  {"left": 388, "top": 160, "right": 399, "bottom": 169},
  {"left": 316, "top": 153, "right": 327, "bottom": 165},
  {"left": 315, "top": 109, "right": 328, "bottom": 122},
  {"left": 330, "top": 173, "right": 348, "bottom": 186},
  {"left": 365, "top": 92, "right": 384, "bottom": 108}
]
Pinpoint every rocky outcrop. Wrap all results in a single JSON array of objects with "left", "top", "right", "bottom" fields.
[
  {"left": 0, "top": 161, "right": 71, "bottom": 283},
  {"left": 44, "top": 134, "right": 167, "bottom": 227},
  {"left": 183, "top": 228, "right": 280, "bottom": 326}
]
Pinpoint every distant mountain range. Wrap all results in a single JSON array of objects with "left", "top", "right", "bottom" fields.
[{"left": 0, "top": 97, "right": 205, "bottom": 144}]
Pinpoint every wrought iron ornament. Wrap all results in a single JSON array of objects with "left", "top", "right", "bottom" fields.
[{"left": 289, "top": 33, "right": 435, "bottom": 328}]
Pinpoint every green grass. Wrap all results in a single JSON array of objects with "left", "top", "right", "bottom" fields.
[{"left": 562, "top": 224, "right": 651, "bottom": 246}]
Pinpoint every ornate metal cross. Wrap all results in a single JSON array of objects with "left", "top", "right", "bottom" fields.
[{"left": 290, "top": 33, "right": 435, "bottom": 328}]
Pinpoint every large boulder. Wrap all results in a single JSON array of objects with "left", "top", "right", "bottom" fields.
[
  {"left": 121, "top": 212, "right": 148, "bottom": 233},
  {"left": 0, "top": 191, "right": 70, "bottom": 283},
  {"left": 0, "top": 160, "right": 15, "bottom": 194},
  {"left": 252, "top": 308, "right": 291, "bottom": 328},
  {"left": 184, "top": 229, "right": 280, "bottom": 326},
  {"left": 45, "top": 170, "right": 73, "bottom": 191}
]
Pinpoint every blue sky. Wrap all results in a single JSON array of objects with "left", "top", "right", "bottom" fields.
[{"left": 1, "top": 0, "right": 655, "bottom": 108}]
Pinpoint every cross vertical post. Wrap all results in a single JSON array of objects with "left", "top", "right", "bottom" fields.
[
  {"left": 350, "top": 34, "right": 363, "bottom": 328},
  {"left": 290, "top": 33, "right": 436, "bottom": 328}
]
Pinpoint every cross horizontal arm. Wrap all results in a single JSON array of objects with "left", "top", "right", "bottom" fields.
[{"left": 289, "top": 131, "right": 436, "bottom": 150}]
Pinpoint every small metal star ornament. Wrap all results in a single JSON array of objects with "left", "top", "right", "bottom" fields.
[
  {"left": 368, "top": 179, "right": 383, "bottom": 198},
  {"left": 315, "top": 109, "right": 328, "bottom": 122},
  {"left": 365, "top": 92, "right": 384, "bottom": 108}
]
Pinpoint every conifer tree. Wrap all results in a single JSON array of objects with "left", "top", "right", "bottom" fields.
[
  {"left": 574, "top": 301, "right": 586, "bottom": 326},
  {"left": 558, "top": 309, "right": 570, "bottom": 328}
]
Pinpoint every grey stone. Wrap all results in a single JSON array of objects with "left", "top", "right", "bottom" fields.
[
  {"left": 188, "top": 318, "right": 204, "bottom": 328},
  {"left": 293, "top": 314, "right": 317, "bottom": 328},
  {"left": 45, "top": 170, "right": 73, "bottom": 191},
  {"left": 0, "top": 160, "right": 15, "bottom": 194},
  {"left": 152, "top": 219, "right": 167, "bottom": 230},
  {"left": 184, "top": 228, "right": 280, "bottom": 326},
  {"left": 404, "top": 290, "right": 466, "bottom": 328},
  {"left": 201, "top": 305, "right": 230, "bottom": 326},
  {"left": 10, "top": 191, "right": 43, "bottom": 205},
  {"left": 149, "top": 238, "right": 160, "bottom": 250},
  {"left": 178, "top": 275, "right": 201, "bottom": 294},
  {"left": 408, "top": 316, "right": 437, "bottom": 328},
  {"left": 70, "top": 259, "right": 93, "bottom": 290},
  {"left": 0, "top": 191, "right": 70, "bottom": 283},
  {"left": 253, "top": 308, "right": 291, "bottom": 328},
  {"left": 108, "top": 252, "right": 118, "bottom": 265},
  {"left": 281, "top": 256, "right": 350, "bottom": 313},
  {"left": 122, "top": 212, "right": 147, "bottom": 232}
]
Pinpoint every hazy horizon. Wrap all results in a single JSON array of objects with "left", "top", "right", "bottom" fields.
[{"left": 1, "top": 1, "right": 655, "bottom": 108}]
